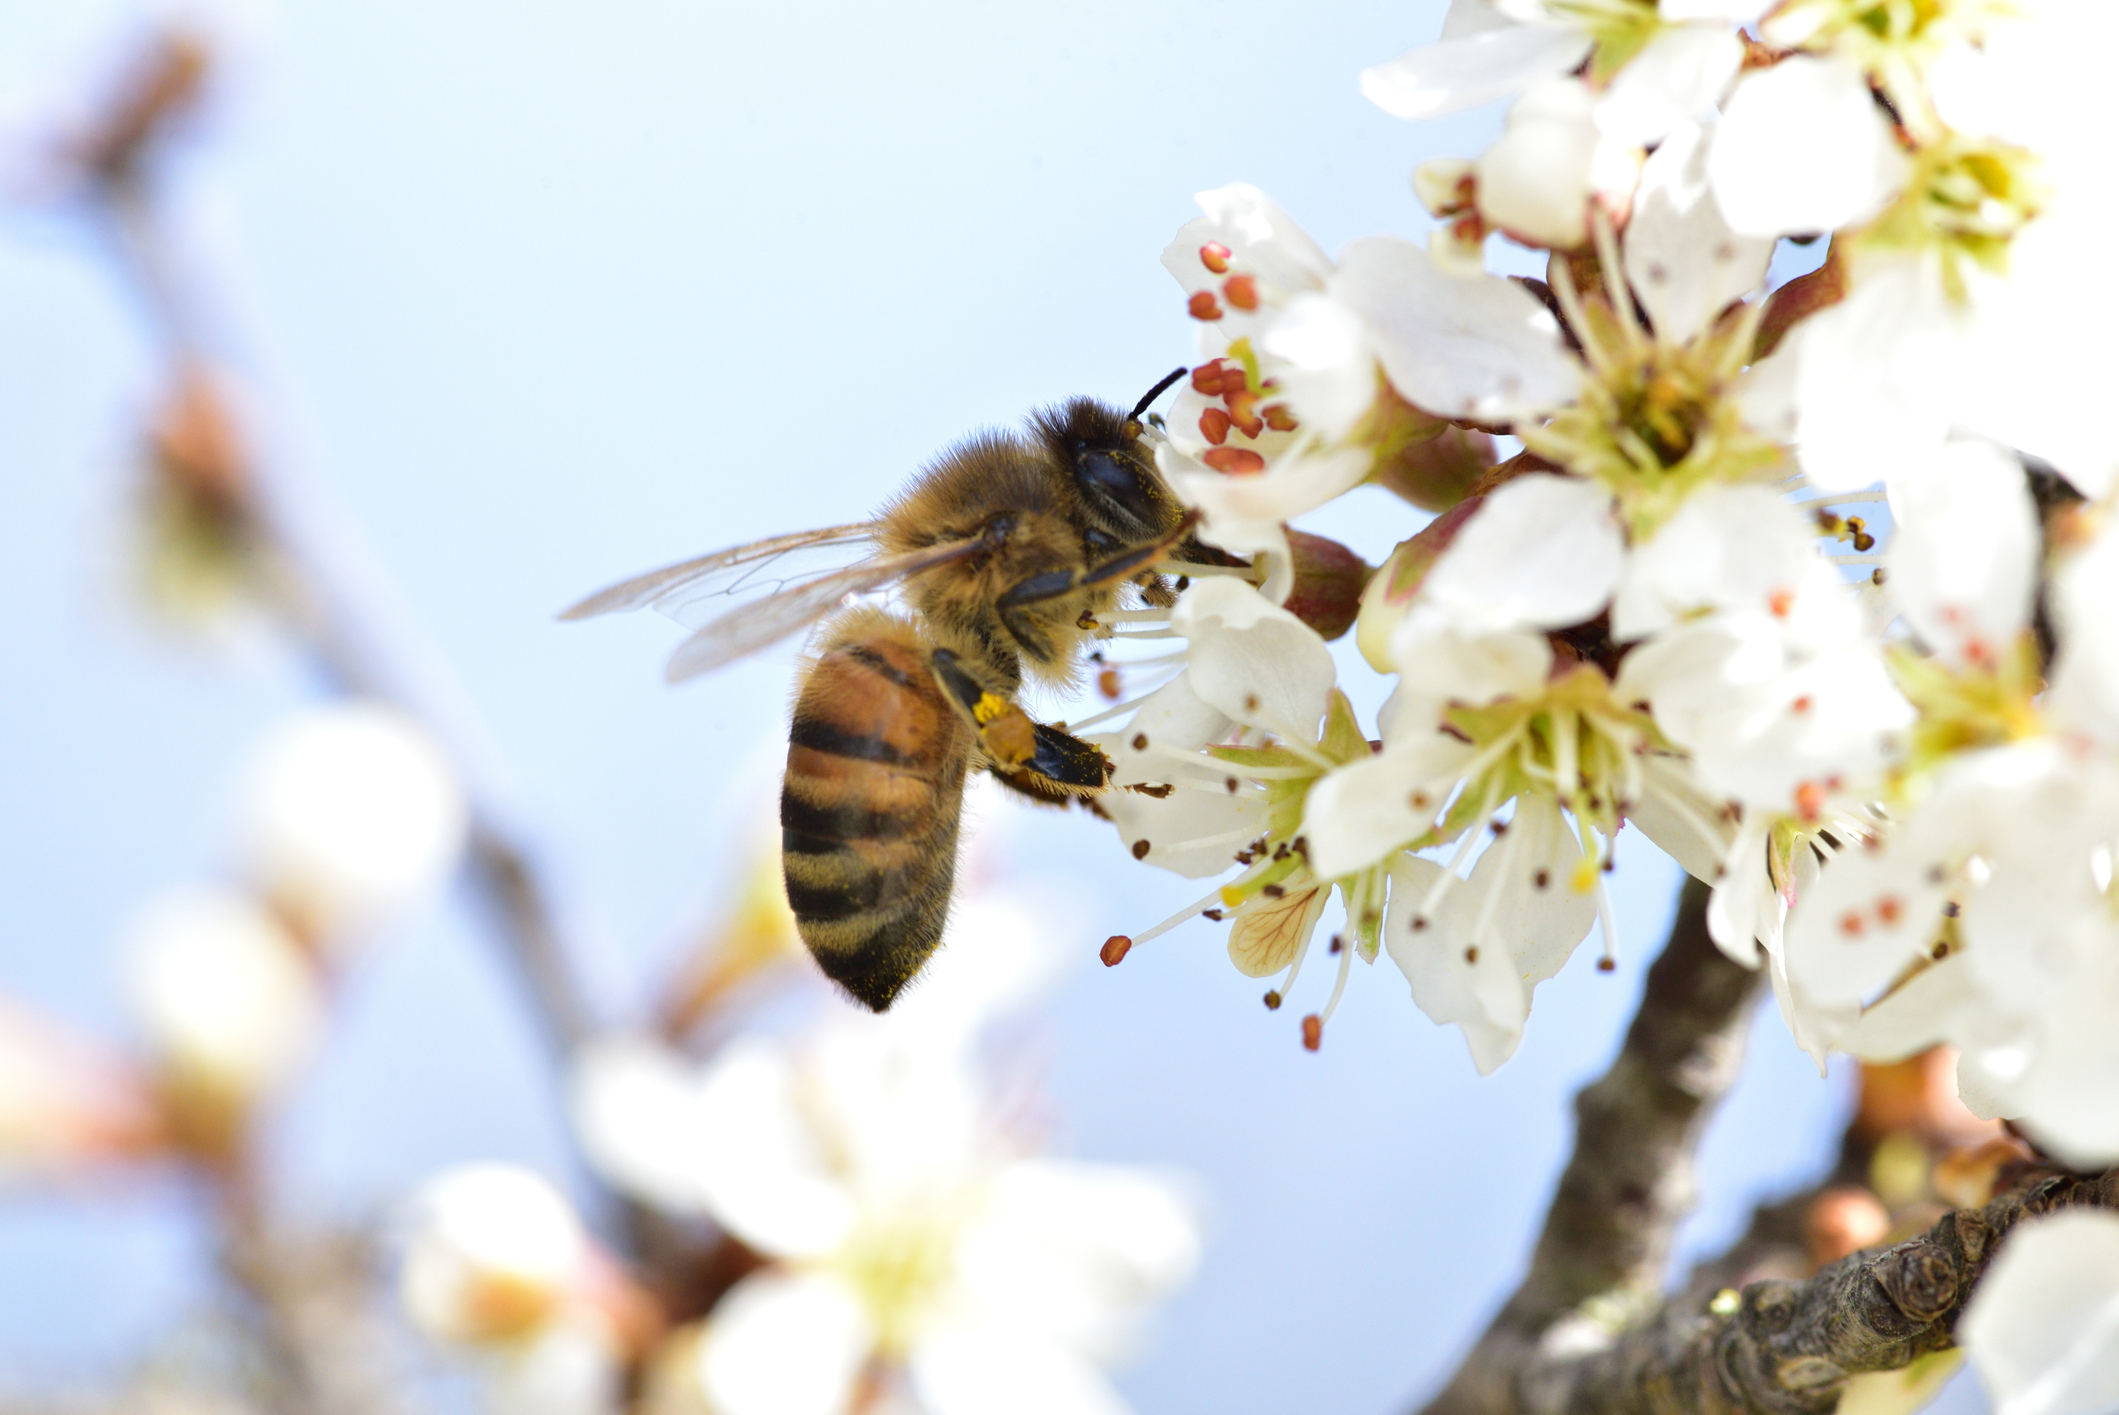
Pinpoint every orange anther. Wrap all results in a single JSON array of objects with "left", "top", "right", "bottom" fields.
[
  {"left": 1101, "top": 935, "right": 1133, "bottom": 966},
  {"left": 1768, "top": 587, "right": 1795, "bottom": 618},
  {"left": 1226, "top": 389, "right": 1264, "bottom": 439},
  {"left": 1223, "top": 274, "right": 1259, "bottom": 311},
  {"left": 1201, "top": 447, "right": 1265, "bottom": 475},
  {"left": 1795, "top": 780, "right": 1826, "bottom": 821},
  {"left": 1876, "top": 895, "right": 1903, "bottom": 925},
  {"left": 1187, "top": 291, "right": 1223, "bottom": 321},
  {"left": 1190, "top": 359, "right": 1229, "bottom": 395},
  {"left": 1200, "top": 241, "right": 1232, "bottom": 274},
  {"left": 1839, "top": 911, "right": 1865, "bottom": 937},
  {"left": 1262, "top": 403, "right": 1298, "bottom": 432},
  {"left": 1301, "top": 1014, "right": 1322, "bottom": 1051},
  {"left": 1198, "top": 406, "right": 1232, "bottom": 445},
  {"left": 1097, "top": 667, "right": 1122, "bottom": 700}
]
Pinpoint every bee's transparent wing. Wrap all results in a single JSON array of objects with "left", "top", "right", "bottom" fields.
[
  {"left": 559, "top": 523, "right": 882, "bottom": 629},
  {"left": 662, "top": 534, "right": 993, "bottom": 682}
]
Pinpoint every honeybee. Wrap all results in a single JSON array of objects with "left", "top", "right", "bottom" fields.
[{"left": 564, "top": 370, "right": 1238, "bottom": 1011}]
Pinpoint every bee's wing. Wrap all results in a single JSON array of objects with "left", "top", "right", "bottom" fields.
[
  {"left": 662, "top": 534, "right": 993, "bottom": 683},
  {"left": 559, "top": 523, "right": 882, "bottom": 627}
]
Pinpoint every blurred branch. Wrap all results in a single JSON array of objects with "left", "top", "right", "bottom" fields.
[
  {"left": 67, "top": 31, "right": 599, "bottom": 1060},
  {"left": 1420, "top": 875, "right": 1768, "bottom": 1415}
]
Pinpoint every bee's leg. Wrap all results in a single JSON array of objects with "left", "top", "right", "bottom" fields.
[
  {"left": 928, "top": 648, "right": 1038, "bottom": 771},
  {"left": 993, "top": 509, "right": 1204, "bottom": 618},
  {"left": 929, "top": 649, "right": 1113, "bottom": 804}
]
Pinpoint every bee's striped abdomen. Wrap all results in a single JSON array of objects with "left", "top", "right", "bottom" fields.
[{"left": 781, "top": 617, "right": 968, "bottom": 1011}]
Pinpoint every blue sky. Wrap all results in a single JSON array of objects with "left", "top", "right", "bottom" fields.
[{"left": 0, "top": 4, "right": 1875, "bottom": 1411}]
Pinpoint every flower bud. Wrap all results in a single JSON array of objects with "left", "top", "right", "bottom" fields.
[
  {"left": 1372, "top": 424, "right": 1493, "bottom": 514},
  {"left": 235, "top": 705, "right": 467, "bottom": 946},
  {"left": 1356, "top": 496, "right": 1484, "bottom": 671},
  {"left": 1281, "top": 531, "right": 1371, "bottom": 642},
  {"left": 0, "top": 998, "right": 165, "bottom": 1175},
  {"left": 400, "top": 1164, "right": 589, "bottom": 1347},
  {"left": 124, "top": 887, "right": 324, "bottom": 1141}
]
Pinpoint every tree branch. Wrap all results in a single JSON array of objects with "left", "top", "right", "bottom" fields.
[
  {"left": 1550, "top": 1166, "right": 2119, "bottom": 1415},
  {"left": 1422, "top": 875, "right": 1768, "bottom": 1415}
]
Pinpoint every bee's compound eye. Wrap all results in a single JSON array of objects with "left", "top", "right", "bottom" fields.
[{"left": 1075, "top": 448, "right": 1161, "bottom": 531}]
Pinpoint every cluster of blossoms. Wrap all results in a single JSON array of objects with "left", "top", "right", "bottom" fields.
[
  {"left": 1079, "top": 6, "right": 2119, "bottom": 1383},
  {"left": 397, "top": 824, "right": 1200, "bottom": 1415}
]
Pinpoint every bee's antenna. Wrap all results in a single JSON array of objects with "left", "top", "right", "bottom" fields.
[{"left": 1130, "top": 366, "right": 1188, "bottom": 422}]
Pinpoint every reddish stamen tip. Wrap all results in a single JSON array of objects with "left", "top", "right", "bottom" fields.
[
  {"left": 1190, "top": 358, "right": 1229, "bottom": 394},
  {"left": 1794, "top": 780, "right": 1826, "bottom": 822},
  {"left": 1300, "top": 1015, "right": 1323, "bottom": 1051},
  {"left": 1200, "top": 447, "right": 1265, "bottom": 475},
  {"left": 1187, "top": 291, "right": 1224, "bottom": 321},
  {"left": 1768, "top": 587, "right": 1796, "bottom": 619},
  {"left": 1263, "top": 990, "right": 1282, "bottom": 1010},
  {"left": 1200, "top": 241, "right": 1232, "bottom": 274},
  {"left": 1097, "top": 667, "right": 1122, "bottom": 700},
  {"left": 1262, "top": 403, "right": 1297, "bottom": 433},
  {"left": 1596, "top": 956, "right": 1616, "bottom": 973},
  {"left": 1222, "top": 273, "right": 1259, "bottom": 311},
  {"left": 1198, "top": 406, "right": 1232, "bottom": 445},
  {"left": 1101, "top": 935, "right": 1132, "bottom": 967}
]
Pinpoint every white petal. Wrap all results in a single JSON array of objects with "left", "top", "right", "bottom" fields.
[
  {"left": 1190, "top": 182, "right": 1333, "bottom": 293},
  {"left": 1961, "top": 1212, "right": 2119, "bottom": 1415},
  {"left": 1485, "top": 795, "right": 1601, "bottom": 986},
  {"left": 1657, "top": 0, "right": 1768, "bottom": 19},
  {"left": 1389, "top": 614, "right": 1555, "bottom": 714},
  {"left": 1788, "top": 260, "right": 1957, "bottom": 493},
  {"left": 1302, "top": 733, "right": 1480, "bottom": 879},
  {"left": 701, "top": 1272, "right": 872, "bottom": 1415},
  {"left": 1172, "top": 577, "right": 1337, "bottom": 742},
  {"left": 1782, "top": 845, "right": 1950, "bottom": 1009},
  {"left": 1258, "top": 292, "right": 1379, "bottom": 441},
  {"left": 1620, "top": 121, "right": 1773, "bottom": 346},
  {"left": 1360, "top": 23, "right": 1593, "bottom": 120},
  {"left": 2014, "top": 946, "right": 2119, "bottom": 1167},
  {"left": 1596, "top": 26, "right": 1743, "bottom": 148},
  {"left": 1420, "top": 474, "right": 1624, "bottom": 632},
  {"left": 1386, "top": 855, "right": 1532, "bottom": 1074},
  {"left": 1611, "top": 482, "right": 1815, "bottom": 640},
  {"left": 948, "top": 1159, "right": 1201, "bottom": 1357},
  {"left": 1841, "top": 953, "right": 1977, "bottom": 1061},
  {"left": 1476, "top": 77, "right": 1637, "bottom": 250},
  {"left": 687, "top": 1042, "right": 856, "bottom": 1258},
  {"left": 1097, "top": 776, "right": 1273, "bottom": 879},
  {"left": 1157, "top": 442, "right": 1371, "bottom": 559},
  {"left": 2048, "top": 518, "right": 2119, "bottom": 740},
  {"left": 1709, "top": 56, "right": 1906, "bottom": 238},
  {"left": 568, "top": 1037, "right": 713, "bottom": 1215},
  {"left": 1094, "top": 674, "right": 1230, "bottom": 788},
  {"left": 1622, "top": 754, "right": 1736, "bottom": 888},
  {"left": 1332, "top": 237, "right": 1581, "bottom": 422},
  {"left": 1886, "top": 440, "right": 2039, "bottom": 669}
]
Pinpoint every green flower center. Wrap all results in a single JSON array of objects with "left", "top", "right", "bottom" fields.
[{"left": 1859, "top": 134, "right": 2047, "bottom": 304}]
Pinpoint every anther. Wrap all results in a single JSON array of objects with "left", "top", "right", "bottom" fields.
[
  {"left": 1533, "top": 869, "right": 1550, "bottom": 889},
  {"left": 1795, "top": 781, "right": 1826, "bottom": 822},
  {"left": 1300, "top": 1015, "right": 1322, "bottom": 1051},
  {"left": 1263, "top": 989, "right": 1282, "bottom": 1010},
  {"left": 1464, "top": 946, "right": 1478, "bottom": 963},
  {"left": 1262, "top": 403, "right": 1297, "bottom": 433},
  {"left": 1198, "top": 406, "right": 1232, "bottom": 445},
  {"left": 1261, "top": 883, "right": 1285, "bottom": 898},
  {"left": 1243, "top": 693, "right": 1260, "bottom": 712},
  {"left": 1202, "top": 907, "right": 1224, "bottom": 921},
  {"left": 1098, "top": 667, "right": 1122, "bottom": 699},
  {"left": 1187, "top": 291, "right": 1224, "bottom": 321},
  {"left": 1329, "top": 934, "right": 1343, "bottom": 955},
  {"left": 1769, "top": 588, "right": 1796, "bottom": 618},
  {"left": 1190, "top": 360, "right": 1227, "bottom": 394},
  {"left": 1411, "top": 916, "right": 1428, "bottom": 931},
  {"left": 1596, "top": 956, "right": 1616, "bottom": 972},
  {"left": 1877, "top": 895, "right": 1903, "bottom": 925},
  {"left": 1490, "top": 819, "right": 1509, "bottom": 836},
  {"left": 1225, "top": 776, "right": 1239, "bottom": 793},
  {"left": 1100, "top": 935, "right": 1132, "bottom": 966},
  {"left": 1199, "top": 242, "right": 1232, "bottom": 274},
  {"left": 1226, "top": 389, "right": 1264, "bottom": 438},
  {"left": 1131, "top": 839, "right": 1151, "bottom": 860},
  {"left": 1131, "top": 732, "right": 1149, "bottom": 750},
  {"left": 1201, "top": 447, "right": 1265, "bottom": 474},
  {"left": 1223, "top": 274, "right": 1259, "bottom": 311},
  {"left": 1175, "top": 575, "right": 1190, "bottom": 591}
]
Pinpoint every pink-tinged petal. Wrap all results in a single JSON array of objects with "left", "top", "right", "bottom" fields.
[
  {"left": 700, "top": 1271, "right": 872, "bottom": 1415},
  {"left": 1783, "top": 846, "right": 1950, "bottom": 1009},
  {"left": 1361, "top": 23, "right": 1593, "bottom": 120},
  {"left": 1386, "top": 855, "right": 1532, "bottom": 1074},
  {"left": 1708, "top": 56, "right": 1907, "bottom": 238},
  {"left": 1886, "top": 440, "right": 2039, "bottom": 670},
  {"left": 1419, "top": 474, "right": 1623, "bottom": 632},
  {"left": 1620, "top": 121, "right": 1773, "bottom": 347},
  {"left": 1597, "top": 26, "right": 1743, "bottom": 147},
  {"left": 1332, "top": 237, "right": 1581, "bottom": 422},
  {"left": 1961, "top": 1211, "right": 2119, "bottom": 1415},
  {"left": 1302, "top": 734, "right": 1479, "bottom": 879}
]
